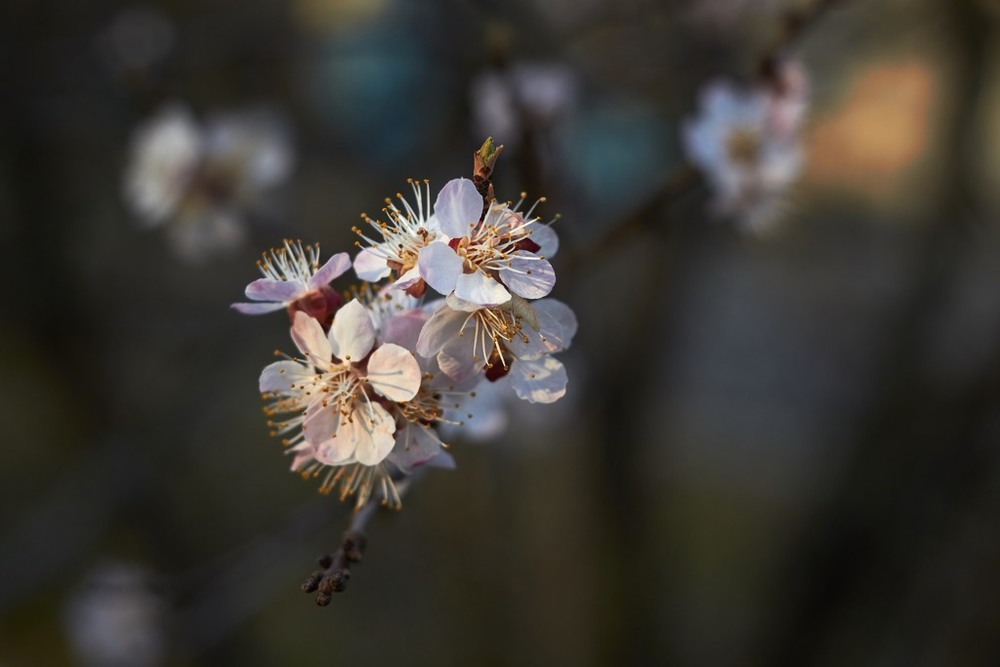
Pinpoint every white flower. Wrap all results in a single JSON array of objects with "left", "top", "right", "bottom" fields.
[
  {"left": 261, "top": 303, "right": 421, "bottom": 503},
  {"left": 352, "top": 179, "right": 441, "bottom": 290},
  {"left": 416, "top": 295, "right": 577, "bottom": 403},
  {"left": 232, "top": 241, "right": 350, "bottom": 322},
  {"left": 417, "top": 178, "right": 557, "bottom": 306},
  {"left": 682, "top": 77, "right": 806, "bottom": 231},
  {"left": 123, "top": 103, "right": 293, "bottom": 260}
]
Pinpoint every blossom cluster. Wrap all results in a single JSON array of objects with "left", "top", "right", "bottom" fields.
[{"left": 233, "top": 172, "right": 576, "bottom": 509}]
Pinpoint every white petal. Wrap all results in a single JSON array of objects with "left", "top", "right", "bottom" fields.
[
  {"left": 508, "top": 356, "right": 567, "bottom": 403},
  {"left": 311, "top": 252, "right": 352, "bottom": 287},
  {"left": 388, "top": 424, "right": 444, "bottom": 473},
  {"left": 367, "top": 343, "right": 421, "bottom": 401},
  {"left": 530, "top": 224, "right": 559, "bottom": 258},
  {"left": 437, "top": 335, "right": 482, "bottom": 384},
  {"left": 434, "top": 178, "right": 483, "bottom": 238},
  {"left": 418, "top": 242, "right": 464, "bottom": 295},
  {"left": 510, "top": 298, "right": 578, "bottom": 359},
  {"left": 347, "top": 402, "right": 397, "bottom": 466},
  {"left": 393, "top": 266, "right": 422, "bottom": 290},
  {"left": 353, "top": 248, "right": 391, "bottom": 282},
  {"left": 291, "top": 311, "right": 331, "bottom": 363},
  {"left": 499, "top": 254, "right": 555, "bottom": 300},
  {"left": 259, "top": 360, "right": 311, "bottom": 393},
  {"left": 455, "top": 270, "right": 511, "bottom": 306},
  {"left": 416, "top": 305, "right": 465, "bottom": 358},
  {"left": 314, "top": 435, "right": 356, "bottom": 466},
  {"left": 330, "top": 298, "right": 375, "bottom": 362},
  {"left": 444, "top": 292, "right": 481, "bottom": 312}
]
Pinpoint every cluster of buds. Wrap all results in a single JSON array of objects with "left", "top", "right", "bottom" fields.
[{"left": 233, "top": 140, "right": 576, "bottom": 511}]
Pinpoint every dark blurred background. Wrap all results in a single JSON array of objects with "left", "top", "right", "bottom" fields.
[{"left": 3, "top": 0, "right": 1000, "bottom": 664}]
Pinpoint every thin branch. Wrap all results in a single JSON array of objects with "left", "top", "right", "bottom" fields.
[{"left": 300, "top": 477, "right": 412, "bottom": 605}]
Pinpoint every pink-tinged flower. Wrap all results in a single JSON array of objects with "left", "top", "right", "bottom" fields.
[
  {"left": 417, "top": 178, "right": 557, "bottom": 306},
  {"left": 352, "top": 179, "right": 441, "bottom": 293},
  {"left": 232, "top": 240, "right": 349, "bottom": 327},
  {"left": 682, "top": 75, "right": 806, "bottom": 231},
  {"left": 123, "top": 103, "right": 292, "bottom": 260},
  {"left": 260, "top": 303, "right": 422, "bottom": 506},
  {"left": 416, "top": 295, "right": 577, "bottom": 403}
]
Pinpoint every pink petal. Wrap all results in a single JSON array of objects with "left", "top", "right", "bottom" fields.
[
  {"left": 367, "top": 343, "right": 421, "bottom": 402},
  {"left": 499, "top": 254, "right": 555, "bottom": 300},
  {"left": 232, "top": 301, "right": 287, "bottom": 315},
  {"left": 330, "top": 298, "right": 375, "bottom": 362},
  {"left": 310, "top": 251, "right": 352, "bottom": 287},
  {"left": 418, "top": 242, "right": 464, "bottom": 295},
  {"left": 303, "top": 403, "right": 340, "bottom": 446},
  {"left": 291, "top": 311, "right": 332, "bottom": 362},
  {"left": 381, "top": 311, "right": 428, "bottom": 350},
  {"left": 434, "top": 178, "right": 483, "bottom": 237},
  {"left": 245, "top": 278, "right": 304, "bottom": 302},
  {"left": 388, "top": 424, "right": 444, "bottom": 473},
  {"left": 455, "top": 270, "right": 511, "bottom": 306}
]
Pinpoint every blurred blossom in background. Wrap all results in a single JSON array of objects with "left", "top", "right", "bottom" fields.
[{"left": 2, "top": 0, "right": 1000, "bottom": 665}]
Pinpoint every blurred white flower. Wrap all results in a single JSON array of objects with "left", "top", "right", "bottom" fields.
[
  {"left": 123, "top": 103, "right": 293, "bottom": 260},
  {"left": 63, "top": 561, "right": 167, "bottom": 667},
  {"left": 683, "top": 68, "right": 808, "bottom": 231},
  {"left": 470, "top": 63, "right": 579, "bottom": 150}
]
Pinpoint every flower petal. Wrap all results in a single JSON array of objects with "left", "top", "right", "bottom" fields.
[
  {"left": 330, "top": 298, "right": 375, "bottom": 362},
  {"left": 310, "top": 251, "right": 351, "bottom": 287},
  {"left": 416, "top": 305, "right": 465, "bottom": 358},
  {"left": 245, "top": 278, "right": 304, "bottom": 302},
  {"left": 291, "top": 311, "right": 332, "bottom": 363},
  {"left": 509, "top": 298, "right": 577, "bottom": 359},
  {"left": 314, "top": 435, "right": 356, "bottom": 466},
  {"left": 455, "top": 270, "right": 511, "bottom": 306},
  {"left": 231, "top": 301, "right": 287, "bottom": 315},
  {"left": 303, "top": 403, "right": 340, "bottom": 446},
  {"left": 418, "top": 242, "right": 464, "bottom": 295},
  {"left": 353, "top": 248, "right": 392, "bottom": 282},
  {"left": 508, "top": 356, "right": 567, "bottom": 403},
  {"left": 259, "top": 360, "right": 311, "bottom": 393},
  {"left": 393, "top": 266, "right": 422, "bottom": 290},
  {"left": 367, "top": 343, "right": 421, "bottom": 401},
  {"left": 529, "top": 224, "right": 559, "bottom": 258},
  {"left": 499, "top": 253, "right": 554, "bottom": 300},
  {"left": 381, "top": 311, "right": 428, "bottom": 351},
  {"left": 434, "top": 178, "right": 483, "bottom": 237},
  {"left": 437, "top": 335, "right": 481, "bottom": 384},
  {"left": 347, "top": 402, "right": 397, "bottom": 466},
  {"left": 388, "top": 424, "right": 445, "bottom": 473}
]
